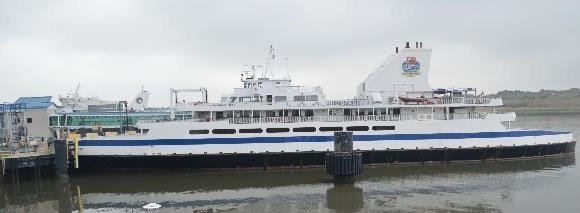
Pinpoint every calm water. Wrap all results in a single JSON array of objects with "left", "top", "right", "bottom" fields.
[{"left": 1, "top": 113, "right": 579, "bottom": 213}]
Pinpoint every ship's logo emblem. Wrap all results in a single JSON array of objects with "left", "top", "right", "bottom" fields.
[{"left": 402, "top": 56, "right": 421, "bottom": 77}]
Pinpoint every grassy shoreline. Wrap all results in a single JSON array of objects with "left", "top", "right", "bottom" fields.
[{"left": 499, "top": 107, "right": 580, "bottom": 115}]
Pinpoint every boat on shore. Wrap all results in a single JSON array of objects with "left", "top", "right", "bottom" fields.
[{"left": 70, "top": 42, "right": 575, "bottom": 170}]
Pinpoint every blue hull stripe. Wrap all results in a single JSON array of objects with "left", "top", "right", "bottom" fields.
[{"left": 79, "top": 130, "right": 570, "bottom": 146}]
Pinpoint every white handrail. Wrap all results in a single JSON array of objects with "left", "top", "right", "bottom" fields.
[{"left": 228, "top": 113, "right": 487, "bottom": 124}]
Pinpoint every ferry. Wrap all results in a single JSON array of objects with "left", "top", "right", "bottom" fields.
[{"left": 75, "top": 42, "right": 576, "bottom": 170}]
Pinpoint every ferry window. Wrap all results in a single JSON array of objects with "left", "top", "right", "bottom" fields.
[
  {"left": 305, "top": 95, "right": 318, "bottom": 101},
  {"left": 344, "top": 109, "right": 351, "bottom": 116},
  {"left": 305, "top": 110, "right": 314, "bottom": 117},
  {"left": 274, "top": 96, "right": 287, "bottom": 102},
  {"left": 294, "top": 95, "right": 306, "bottom": 101},
  {"left": 142, "top": 129, "right": 150, "bottom": 134},
  {"left": 346, "top": 126, "right": 369, "bottom": 131},
  {"left": 372, "top": 126, "right": 396, "bottom": 131},
  {"left": 266, "top": 128, "right": 290, "bottom": 133},
  {"left": 391, "top": 108, "right": 401, "bottom": 115},
  {"left": 291, "top": 110, "right": 299, "bottom": 116},
  {"left": 220, "top": 97, "right": 228, "bottom": 102},
  {"left": 189, "top": 129, "right": 209, "bottom": 135},
  {"left": 27, "top": 118, "right": 32, "bottom": 123},
  {"left": 276, "top": 82, "right": 280, "bottom": 84},
  {"left": 239, "top": 128, "right": 263, "bottom": 133},
  {"left": 293, "top": 127, "right": 316, "bottom": 132},
  {"left": 212, "top": 129, "right": 236, "bottom": 134},
  {"left": 319, "top": 127, "right": 343, "bottom": 132},
  {"left": 241, "top": 97, "right": 251, "bottom": 102}
]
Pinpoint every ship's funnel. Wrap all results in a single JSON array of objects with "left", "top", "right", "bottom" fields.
[
  {"left": 357, "top": 43, "right": 432, "bottom": 101},
  {"left": 129, "top": 90, "right": 150, "bottom": 111}
]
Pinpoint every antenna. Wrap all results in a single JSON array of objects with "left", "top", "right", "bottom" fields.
[
  {"left": 263, "top": 44, "right": 276, "bottom": 78},
  {"left": 242, "top": 64, "right": 262, "bottom": 80}
]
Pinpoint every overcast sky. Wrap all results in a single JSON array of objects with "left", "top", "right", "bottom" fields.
[{"left": 1, "top": 0, "right": 579, "bottom": 106}]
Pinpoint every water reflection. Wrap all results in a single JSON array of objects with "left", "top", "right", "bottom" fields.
[
  {"left": 326, "top": 183, "right": 363, "bottom": 212},
  {"left": 1, "top": 154, "right": 575, "bottom": 212}
]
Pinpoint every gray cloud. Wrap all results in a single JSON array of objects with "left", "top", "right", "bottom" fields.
[{"left": 1, "top": 0, "right": 579, "bottom": 106}]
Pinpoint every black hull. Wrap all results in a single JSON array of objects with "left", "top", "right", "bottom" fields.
[{"left": 73, "top": 141, "right": 576, "bottom": 172}]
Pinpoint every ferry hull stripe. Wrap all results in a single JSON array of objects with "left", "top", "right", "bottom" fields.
[{"left": 79, "top": 130, "right": 570, "bottom": 146}]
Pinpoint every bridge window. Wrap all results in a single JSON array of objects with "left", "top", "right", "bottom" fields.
[
  {"left": 294, "top": 96, "right": 305, "bottom": 101},
  {"left": 319, "top": 127, "right": 343, "bottom": 132},
  {"left": 293, "top": 127, "right": 316, "bottom": 132},
  {"left": 346, "top": 126, "right": 369, "bottom": 131},
  {"left": 239, "top": 128, "right": 263, "bottom": 133},
  {"left": 305, "top": 95, "right": 318, "bottom": 101},
  {"left": 266, "top": 128, "right": 290, "bottom": 133},
  {"left": 189, "top": 129, "right": 209, "bottom": 135},
  {"left": 291, "top": 110, "right": 299, "bottom": 116},
  {"left": 372, "top": 126, "right": 396, "bottom": 131}
]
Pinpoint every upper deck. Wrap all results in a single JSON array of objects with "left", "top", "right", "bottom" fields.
[
  {"left": 170, "top": 43, "right": 501, "bottom": 113},
  {"left": 175, "top": 96, "right": 502, "bottom": 111}
]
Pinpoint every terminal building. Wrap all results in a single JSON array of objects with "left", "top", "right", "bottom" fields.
[{"left": 1, "top": 96, "right": 58, "bottom": 149}]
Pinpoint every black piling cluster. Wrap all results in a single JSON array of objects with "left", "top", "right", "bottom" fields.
[
  {"left": 325, "top": 152, "right": 362, "bottom": 176},
  {"left": 326, "top": 131, "right": 363, "bottom": 183},
  {"left": 54, "top": 140, "right": 69, "bottom": 175}
]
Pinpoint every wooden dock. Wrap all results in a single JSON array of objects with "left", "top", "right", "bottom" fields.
[{"left": 1, "top": 147, "right": 55, "bottom": 181}]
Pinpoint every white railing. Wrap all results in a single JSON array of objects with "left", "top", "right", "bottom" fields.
[
  {"left": 395, "top": 97, "right": 494, "bottom": 105},
  {"left": 192, "top": 97, "right": 498, "bottom": 109},
  {"left": 325, "top": 99, "right": 375, "bottom": 106},
  {"left": 322, "top": 97, "right": 495, "bottom": 107},
  {"left": 228, "top": 113, "right": 486, "bottom": 124}
]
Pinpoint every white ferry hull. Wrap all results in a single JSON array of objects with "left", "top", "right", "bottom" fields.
[{"left": 79, "top": 117, "right": 573, "bottom": 156}]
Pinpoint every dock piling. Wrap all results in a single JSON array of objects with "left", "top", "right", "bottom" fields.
[
  {"left": 54, "top": 140, "right": 69, "bottom": 175},
  {"left": 325, "top": 132, "right": 362, "bottom": 183}
]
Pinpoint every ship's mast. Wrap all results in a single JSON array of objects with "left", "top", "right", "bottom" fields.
[{"left": 262, "top": 44, "right": 276, "bottom": 79}]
